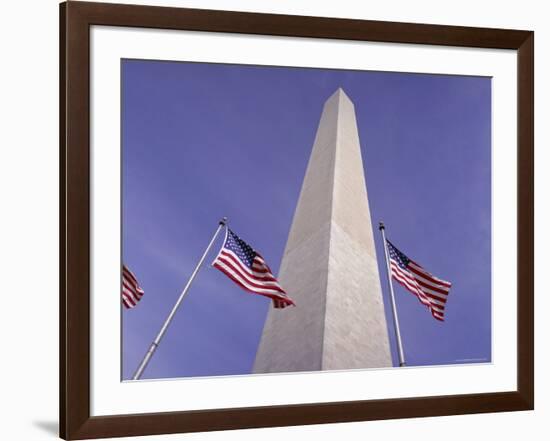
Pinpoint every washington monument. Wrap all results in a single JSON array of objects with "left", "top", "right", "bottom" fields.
[{"left": 253, "top": 88, "right": 392, "bottom": 373}]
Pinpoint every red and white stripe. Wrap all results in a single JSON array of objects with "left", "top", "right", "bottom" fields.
[
  {"left": 213, "top": 249, "right": 295, "bottom": 309},
  {"left": 122, "top": 264, "right": 144, "bottom": 309},
  {"left": 390, "top": 259, "right": 451, "bottom": 321}
]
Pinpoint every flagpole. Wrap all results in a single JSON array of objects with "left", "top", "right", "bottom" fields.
[
  {"left": 131, "top": 217, "right": 228, "bottom": 380},
  {"left": 379, "top": 222, "right": 406, "bottom": 367}
]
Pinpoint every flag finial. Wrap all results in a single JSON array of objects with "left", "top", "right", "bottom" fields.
[
  {"left": 219, "top": 217, "right": 228, "bottom": 226},
  {"left": 379, "top": 221, "right": 385, "bottom": 231}
]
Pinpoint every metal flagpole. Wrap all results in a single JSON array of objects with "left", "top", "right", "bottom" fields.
[
  {"left": 132, "top": 217, "right": 228, "bottom": 380},
  {"left": 378, "top": 222, "right": 406, "bottom": 367}
]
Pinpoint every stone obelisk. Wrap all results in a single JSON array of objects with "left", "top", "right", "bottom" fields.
[{"left": 253, "top": 88, "right": 392, "bottom": 373}]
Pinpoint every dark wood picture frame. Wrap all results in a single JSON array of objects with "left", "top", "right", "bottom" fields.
[{"left": 60, "top": 1, "right": 534, "bottom": 439}]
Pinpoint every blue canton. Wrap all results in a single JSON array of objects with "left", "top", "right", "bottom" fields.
[
  {"left": 225, "top": 230, "right": 256, "bottom": 268},
  {"left": 387, "top": 240, "right": 410, "bottom": 270}
]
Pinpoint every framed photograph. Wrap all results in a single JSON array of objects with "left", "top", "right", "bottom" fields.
[{"left": 60, "top": 1, "right": 533, "bottom": 439}]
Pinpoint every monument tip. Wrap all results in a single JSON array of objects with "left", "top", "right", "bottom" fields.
[{"left": 328, "top": 87, "right": 353, "bottom": 106}]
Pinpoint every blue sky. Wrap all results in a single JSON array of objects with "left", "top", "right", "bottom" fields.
[{"left": 122, "top": 59, "right": 491, "bottom": 380}]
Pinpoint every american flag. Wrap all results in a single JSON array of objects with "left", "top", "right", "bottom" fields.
[
  {"left": 122, "top": 264, "right": 144, "bottom": 309},
  {"left": 386, "top": 240, "right": 451, "bottom": 321},
  {"left": 212, "top": 229, "right": 295, "bottom": 309}
]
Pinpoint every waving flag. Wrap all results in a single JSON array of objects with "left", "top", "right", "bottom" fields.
[
  {"left": 212, "top": 229, "right": 295, "bottom": 309},
  {"left": 122, "top": 264, "right": 144, "bottom": 309},
  {"left": 386, "top": 240, "right": 451, "bottom": 321}
]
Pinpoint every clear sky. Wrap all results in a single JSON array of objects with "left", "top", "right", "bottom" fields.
[{"left": 121, "top": 59, "right": 491, "bottom": 380}]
